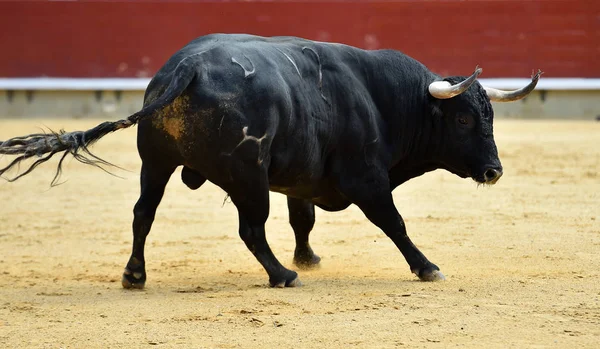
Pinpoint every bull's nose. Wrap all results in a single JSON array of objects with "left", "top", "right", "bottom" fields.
[{"left": 484, "top": 168, "right": 503, "bottom": 184}]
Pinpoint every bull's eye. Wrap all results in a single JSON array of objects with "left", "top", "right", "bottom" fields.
[{"left": 456, "top": 114, "right": 474, "bottom": 129}]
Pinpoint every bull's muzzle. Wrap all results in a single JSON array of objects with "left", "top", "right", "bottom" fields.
[{"left": 483, "top": 168, "right": 503, "bottom": 184}]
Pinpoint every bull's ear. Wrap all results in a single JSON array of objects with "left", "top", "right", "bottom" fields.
[
  {"left": 483, "top": 70, "right": 542, "bottom": 102},
  {"left": 428, "top": 67, "right": 482, "bottom": 99}
]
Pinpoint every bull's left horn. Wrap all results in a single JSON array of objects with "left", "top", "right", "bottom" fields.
[
  {"left": 428, "top": 66, "right": 482, "bottom": 99},
  {"left": 484, "top": 70, "right": 543, "bottom": 102}
]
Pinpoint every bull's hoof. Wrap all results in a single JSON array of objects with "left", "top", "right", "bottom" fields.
[
  {"left": 293, "top": 253, "right": 321, "bottom": 270},
  {"left": 412, "top": 266, "right": 446, "bottom": 282},
  {"left": 271, "top": 276, "right": 303, "bottom": 288},
  {"left": 121, "top": 267, "right": 146, "bottom": 289},
  {"left": 269, "top": 270, "right": 302, "bottom": 288}
]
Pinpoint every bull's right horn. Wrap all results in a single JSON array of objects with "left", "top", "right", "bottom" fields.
[
  {"left": 428, "top": 66, "right": 482, "bottom": 99},
  {"left": 483, "top": 70, "right": 543, "bottom": 102}
]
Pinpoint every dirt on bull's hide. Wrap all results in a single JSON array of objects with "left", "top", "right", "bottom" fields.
[
  {"left": 0, "top": 119, "right": 598, "bottom": 348},
  {"left": 152, "top": 95, "right": 189, "bottom": 140}
]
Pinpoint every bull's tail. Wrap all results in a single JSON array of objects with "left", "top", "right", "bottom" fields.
[{"left": 0, "top": 60, "right": 196, "bottom": 185}]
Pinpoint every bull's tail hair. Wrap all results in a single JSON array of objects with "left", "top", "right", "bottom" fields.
[{"left": 0, "top": 58, "right": 197, "bottom": 186}]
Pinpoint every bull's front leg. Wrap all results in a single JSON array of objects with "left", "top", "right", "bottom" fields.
[{"left": 338, "top": 170, "right": 445, "bottom": 281}]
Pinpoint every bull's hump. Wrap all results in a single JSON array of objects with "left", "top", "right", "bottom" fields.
[{"left": 186, "top": 34, "right": 361, "bottom": 66}]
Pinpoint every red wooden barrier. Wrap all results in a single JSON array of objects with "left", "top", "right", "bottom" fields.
[{"left": 1, "top": 0, "right": 598, "bottom": 78}]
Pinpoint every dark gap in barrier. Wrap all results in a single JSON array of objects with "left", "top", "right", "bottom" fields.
[{"left": 25, "top": 90, "right": 34, "bottom": 104}]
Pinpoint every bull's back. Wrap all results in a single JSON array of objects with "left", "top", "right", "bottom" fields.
[{"left": 141, "top": 34, "right": 380, "bottom": 194}]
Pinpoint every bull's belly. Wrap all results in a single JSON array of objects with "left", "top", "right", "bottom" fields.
[{"left": 269, "top": 182, "right": 351, "bottom": 212}]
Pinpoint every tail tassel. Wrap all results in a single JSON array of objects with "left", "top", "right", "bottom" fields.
[{"left": 0, "top": 120, "right": 131, "bottom": 185}]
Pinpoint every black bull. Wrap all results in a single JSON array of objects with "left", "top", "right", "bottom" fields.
[{"left": 0, "top": 34, "right": 541, "bottom": 288}]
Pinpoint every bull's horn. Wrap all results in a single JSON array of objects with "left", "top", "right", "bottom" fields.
[
  {"left": 484, "top": 70, "right": 543, "bottom": 102},
  {"left": 428, "top": 66, "right": 482, "bottom": 99}
]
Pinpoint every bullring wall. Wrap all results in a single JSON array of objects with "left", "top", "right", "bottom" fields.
[{"left": 0, "top": 0, "right": 598, "bottom": 119}]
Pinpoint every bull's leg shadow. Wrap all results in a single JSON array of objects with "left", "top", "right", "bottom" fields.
[
  {"left": 287, "top": 197, "right": 321, "bottom": 269},
  {"left": 338, "top": 170, "right": 445, "bottom": 282},
  {"left": 122, "top": 163, "right": 176, "bottom": 289}
]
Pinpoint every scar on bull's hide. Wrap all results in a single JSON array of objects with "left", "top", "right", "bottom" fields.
[
  {"left": 364, "top": 136, "right": 379, "bottom": 166},
  {"left": 231, "top": 55, "right": 256, "bottom": 78},
  {"left": 224, "top": 126, "right": 269, "bottom": 165},
  {"left": 301, "top": 46, "right": 328, "bottom": 103},
  {"left": 275, "top": 48, "right": 302, "bottom": 79},
  {"left": 152, "top": 95, "right": 189, "bottom": 140}
]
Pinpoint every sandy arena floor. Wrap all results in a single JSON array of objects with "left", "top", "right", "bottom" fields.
[{"left": 0, "top": 119, "right": 598, "bottom": 348}]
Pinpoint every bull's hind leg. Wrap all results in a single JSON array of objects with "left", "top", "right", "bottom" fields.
[
  {"left": 287, "top": 198, "right": 321, "bottom": 269},
  {"left": 225, "top": 159, "right": 300, "bottom": 287},
  {"left": 122, "top": 163, "right": 176, "bottom": 289}
]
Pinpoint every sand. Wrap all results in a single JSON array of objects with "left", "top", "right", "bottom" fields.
[{"left": 0, "top": 119, "right": 598, "bottom": 348}]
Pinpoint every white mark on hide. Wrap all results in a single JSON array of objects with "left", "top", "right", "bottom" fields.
[
  {"left": 364, "top": 136, "right": 379, "bottom": 166},
  {"left": 225, "top": 126, "right": 269, "bottom": 165},
  {"left": 175, "top": 50, "right": 208, "bottom": 71},
  {"left": 236, "top": 126, "right": 267, "bottom": 148},
  {"left": 301, "top": 46, "right": 328, "bottom": 103},
  {"left": 302, "top": 47, "right": 322, "bottom": 88},
  {"left": 218, "top": 114, "right": 226, "bottom": 136},
  {"left": 231, "top": 56, "right": 256, "bottom": 78},
  {"left": 276, "top": 48, "right": 302, "bottom": 78}
]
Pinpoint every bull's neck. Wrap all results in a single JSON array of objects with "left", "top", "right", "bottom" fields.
[
  {"left": 362, "top": 50, "right": 444, "bottom": 171},
  {"left": 387, "top": 114, "right": 442, "bottom": 188}
]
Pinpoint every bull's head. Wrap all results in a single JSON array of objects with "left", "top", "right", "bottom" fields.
[{"left": 427, "top": 67, "right": 541, "bottom": 185}]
